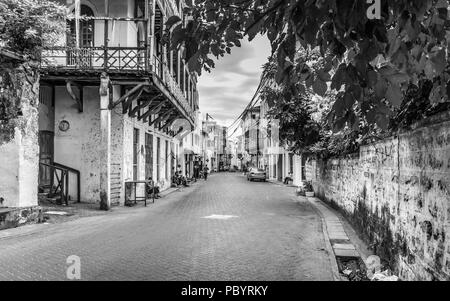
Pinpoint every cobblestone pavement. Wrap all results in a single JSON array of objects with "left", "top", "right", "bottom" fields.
[{"left": 0, "top": 173, "right": 334, "bottom": 281}]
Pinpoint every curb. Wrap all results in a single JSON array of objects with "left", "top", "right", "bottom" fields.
[
  {"left": 306, "top": 199, "right": 343, "bottom": 281},
  {"left": 306, "top": 197, "right": 370, "bottom": 279},
  {"left": 161, "top": 179, "right": 202, "bottom": 197}
]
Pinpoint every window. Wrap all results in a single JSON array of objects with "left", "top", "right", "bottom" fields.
[
  {"left": 68, "top": 5, "right": 95, "bottom": 67},
  {"left": 289, "top": 153, "right": 294, "bottom": 174},
  {"left": 135, "top": 0, "right": 145, "bottom": 18},
  {"left": 165, "top": 140, "right": 169, "bottom": 179},
  {"left": 170, "top": 142, "right": 175, "bottom": 179},
  {"left": 156, "top": 137, "right": 161, "bottom": 181},
  {"left": 133, "top": 128, "right": 140, "bottom": 180},
  {"left": 69, "top": 5, "right": 95, "bottom": 47}
]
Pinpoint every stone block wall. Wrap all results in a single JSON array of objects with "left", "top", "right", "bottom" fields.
[
  {"left": 0, "top": 207, "right": 43, "bottom": 230},
  {"left": 306, "top": 112, "right": 450, "bottom": 281}
]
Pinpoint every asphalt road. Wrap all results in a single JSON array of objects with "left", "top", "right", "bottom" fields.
[{"left": 0, "top": 173, "right": 334, "bottom": 281}]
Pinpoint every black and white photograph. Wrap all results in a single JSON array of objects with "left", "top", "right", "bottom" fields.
[{"left": 0, "top": 0, "right": 450, "bottom": 287}]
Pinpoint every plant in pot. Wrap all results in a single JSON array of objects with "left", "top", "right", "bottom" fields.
[
  {"left": 295, "top": 185, "right": 305, "bottom": 196},
  {"left": 303, "top": 181, "right": 315, "bottom": 197}
]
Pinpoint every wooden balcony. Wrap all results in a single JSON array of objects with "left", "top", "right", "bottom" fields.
[
  {"left": 42, "top": 46, "right": 148, "bottom": 72},
  {"left": 41, "top": 46, "right": 196, "bottom": 126}
]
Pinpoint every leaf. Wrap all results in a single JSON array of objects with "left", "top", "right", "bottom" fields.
[
  {"left": 333, "top": 117, "right": 346, "bottom": 132},
  {"left": 429, "top": 83, "right": 443, "bottom": 104},
  {"left": 247, "top": 17, "right": 265, "bottom": 41},
  {"left": 385, "top": 84, "right": 403, "bottom": 108},
  {"left": 332, "top": 95, "right": 346, "bottom": 117},
  {"left": 447, "top": 80, "right": 450, "bottom": 99},
  {"left": 305, "top": 74, "right": 314, "bottom": 88},
  {"left": 375, "top": 113, "right": 389, "bottom": 130},
  {"left": 331, "top": 63, "right": 346, "bottom": 90},
  {"left": 375, "top": 79, "right": 388, "bottom": 99},
  {"left": 313, "top": 78, "right": 327, "bottom": 96},
  {"left": 430, "top": 47, "right": 446, "bottom": 75},
  {"left": 343, "top": 92, "right": 355, "bottom": 108},
  {"left": 367, "top": 70, "right": 378, "bottom": 88},
  {"left": 318, "top": 70, "right": 331, "bottom": 82},
  {"left": 386, "top": 72, "right": 409, "bottom": 85},
  {"left": 187, "top": 52, "right": 201, "bottom": 74}
]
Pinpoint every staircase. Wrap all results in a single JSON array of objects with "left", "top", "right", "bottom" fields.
[{"left": 38, "top": 162, "right": 80, "bottom": 205}]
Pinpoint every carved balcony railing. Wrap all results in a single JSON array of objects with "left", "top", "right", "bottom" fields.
[
  {"left": 41, "top": 46, "right": 195, "bottom": 124},
  {"left": 152, "top": 55, "right": 195, "bottom": 123},
  {"left": 42, "top": 46, "right": 148, "bottom": 71}
]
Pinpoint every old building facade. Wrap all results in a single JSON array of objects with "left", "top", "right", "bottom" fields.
[{"left": 2, "top": 0, "right": 200, "bottom": 211}]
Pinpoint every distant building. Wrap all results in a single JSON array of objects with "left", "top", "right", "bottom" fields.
[
  {"left": 202, "top": 118, "right": 228, "bottom": 172},
  {"left": 238, "top": 77, "right": 305, "bottom": 185}
]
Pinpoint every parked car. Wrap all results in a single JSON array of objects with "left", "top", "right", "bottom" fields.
[{"left": 247, "top": 168, "right": 267, "bottom": 182}]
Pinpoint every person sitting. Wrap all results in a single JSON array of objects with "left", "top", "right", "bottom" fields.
[
  {"left": 146, "top": 177, "right": 161, "bottom": 199},
  {"left": 284, "top": 172, "right": 293, "bottom": 185},
  {"left": 180, "top": 172, "right": 189, "bottom": 186}
]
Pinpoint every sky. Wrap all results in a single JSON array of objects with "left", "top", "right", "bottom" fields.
[{"left": 197, "top": 35, "right": 272, "bottom": 129}]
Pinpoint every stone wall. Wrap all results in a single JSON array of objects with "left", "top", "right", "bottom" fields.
[
  {"left": 0, "top": 59, "right": 40, "bottom": 209},
  {"left": 306, "top": 112, "right": 450, "bottom": 281},
  {"left": 0, "top": 207, "right": 43, "bottom": 230}
]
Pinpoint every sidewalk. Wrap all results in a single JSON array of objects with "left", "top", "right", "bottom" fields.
[
  {"left": 265, "top": 177, "right": 372, "bottom": 281},
  {"left": 0, "top": 180, "right": 201, "bottom": 241}
]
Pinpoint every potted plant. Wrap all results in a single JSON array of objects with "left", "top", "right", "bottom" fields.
[
  {"left": 303, "top": 181, "right": 315, "bottom": 197},
  {"left": 295, "top": 185, "right": 305, "bottom": 196}
]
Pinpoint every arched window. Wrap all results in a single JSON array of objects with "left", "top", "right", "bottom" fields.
[{"left": 68, "top": 5, "right": 95, "bottom": 47}]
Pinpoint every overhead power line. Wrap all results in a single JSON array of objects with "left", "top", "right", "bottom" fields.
[{"left": 226, "top": 76, "right": 269, "bottom": 139}]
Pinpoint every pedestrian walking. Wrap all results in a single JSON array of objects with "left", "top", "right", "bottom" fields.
[{"left": 203, "top": 166, "right": 209, "bottom": 181}]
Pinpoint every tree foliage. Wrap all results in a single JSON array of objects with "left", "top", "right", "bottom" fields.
[
  {"left": 0, "top": 0, "right": 65, "bottom": 137},
  {"left": 0, "top": 0, "right": 65, "bottom": 59},
  {"left": 168, "top": 0, "right": 450, "bottom": 131}
]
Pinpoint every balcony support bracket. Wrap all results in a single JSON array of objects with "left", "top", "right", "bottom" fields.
[
  {"left": 66, "top": 81, "right": 83, "bottom": 112},
  {"left": 148, "top": 108, "right": 172, "bottom": 127},
  {"left": 159, "top": 114, "right": 180, "bottom": 132},
  {"left": 139, "top": 95, "right": 165, "bottom": 122},
  {"left": 130, "top": 93, "right": 161, "bottom": 118},
  {"left": 109, "top": 82, "right": 149, "bottom": 110}
]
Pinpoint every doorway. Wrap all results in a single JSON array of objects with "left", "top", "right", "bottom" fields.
[
  {"left": 145, "top": 133, "right": 153, "bottom": 180},
  {"left": 277, "top": 154, "right": 283, "bottom": 182},
  {"left": 38, "top": 131, "right": 55, "bottom": 191}
]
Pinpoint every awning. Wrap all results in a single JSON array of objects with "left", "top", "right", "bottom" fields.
[{"left": 184, "top": 150, "right": 197, "bottom": 155}]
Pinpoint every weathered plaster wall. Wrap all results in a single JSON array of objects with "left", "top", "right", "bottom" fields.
[
  {"left": 111, "top": 94, "right": 125, "bottom": 205},
  {"left": 306, "top": 113, "right": 450, "bottom": 281},
  {"left": 52, "top": 83, "right": 185, "bottom": 205},
  {"left": 0, "top": 65, "right": 40, "bottom": 209},
  {"left": 122, "top": 113, "right": 175, "bottom": 193},
  {"left": 54, "top": 86, "right": 101, "bottom": 203},
  {"left": 293, "top": 155, "right": 303, "bottom": 186}
]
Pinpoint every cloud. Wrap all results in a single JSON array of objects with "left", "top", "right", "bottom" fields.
[{"left": 198, "top": 35, "right": 271, "bottom": 127}]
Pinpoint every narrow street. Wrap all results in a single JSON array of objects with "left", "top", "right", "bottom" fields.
[{"left": 0, "top": 173, "right": 334, "bottom": 281}]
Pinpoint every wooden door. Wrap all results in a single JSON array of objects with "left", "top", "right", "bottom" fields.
[
  {"left": 145, "top": 133, "right": 153, "bottom": 180},
  {"left": 39, "top": 131, "right": 54, "bottom": 188},
  {"left": 277, "top": 154, "right": 283, "bottom": 181}
]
